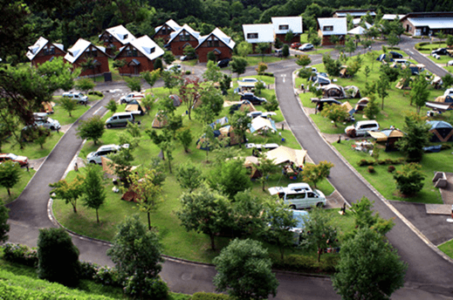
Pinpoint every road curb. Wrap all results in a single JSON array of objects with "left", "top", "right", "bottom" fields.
[{"left": 290, "top": 69, "right": 453, "bottom": 265}]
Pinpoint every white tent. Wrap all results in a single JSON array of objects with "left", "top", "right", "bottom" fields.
[
  {"left": 249, "top": 116, "right": 277, "bottom": 133},
  {"left": 348, "top": 26, "right": 366, "bottom": 35},
  {"left": 266, "top": 146, "right": 307, "bottom": 168}
]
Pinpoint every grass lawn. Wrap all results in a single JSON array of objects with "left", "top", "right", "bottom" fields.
[
  {"left": 416, "top": 42, "right": 449, "bottom": 51},
  {"left": 180, "top": 59, "right": 197, "bottom": 66},
  {"left": 297, "top": 52, "right": 451, "bottom": 204},
  {"left": 52, "top": 103, "right": 90, "bottom": 126},
  {"left": 303, "top": 48, "right": 334, "bottom": 55},
  {"left": 0, "top": 168, "right": 35, "bottom": 204},
  {"left": 2, "top": 130, "right": 64, "bottom": 160},
  {"left": 233, "top": 55, "right": 290, "bottom": 67},
  {"left": 439, "top": 239, "right": 453, "bottom": 259}
]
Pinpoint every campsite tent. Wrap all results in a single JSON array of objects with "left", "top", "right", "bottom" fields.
[
  {"left": 209, "top": 117, "right": 229, "bottom": 129},
  {"left": 170, "top": 94, "right": 182, "bottom": 107},
  {"left": 342, "top": 101, "right": 356, "bottom": 120},
  {"left": 42, "top": 102, "right": 54, "bottom": 114},
  {"left": 196, "top": 125, "right": 246, "bottom": 150},
  {"left": 344, "top": 86, "right": 361, "bottom": 98},
  {"left": 314, "top": 75, "right": 331, "bottom": 86},
  {"left": 152, "top": 112, "right": 168, "bottom": 128},
  {"left": 427, "top": 95, "right": 453, "bottom": 112},
  {"left": 249, "top": 116, "right": 277, "bottom": 133},
  {"left": 322, "top": 84, "right": 346, "bottom": 99},
  {"left": 431, "top": 76, "right": 443, "bottom": 89},
  {"left": 266, "top": 146, "right": 307, "bottom": 168},
  {"left": 368, "top": 129, "right": 404, "bottom": 151},
  {"left": 355, "top": 97, "right": 369, "bottom": 111},
  {"left": 348, "top": 26, "right": 366, "bottom": 35},
  {"left": 427, "top": 121, "right": 453, "bottom": 142}
]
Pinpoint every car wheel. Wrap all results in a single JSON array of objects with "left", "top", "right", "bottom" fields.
[
  {"left": 107, "top": 124, "right": 112, "bottom": 129},
  {"left": 350, "top": 130, "right": 357, "bottom": 138},
  {"left": 90, "top": 160, "right": 96, "bottom": 164},
  {"left": 316, "top": 202, "right": 324, "bottom": 208},
  {"left": 289, "top": 205, "right": 296, "bottom": 210},
  {"left": 50, "top": 126, "right": 55, "bottom": 130}
]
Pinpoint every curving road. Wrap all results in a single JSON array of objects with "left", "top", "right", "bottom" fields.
[{"left": 6, "top": 39, "right": 453, "bottom": 299}]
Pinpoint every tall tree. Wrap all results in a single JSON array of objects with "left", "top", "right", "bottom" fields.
[
  {"left": 230, "top": 109, "right": 249, "bottom": 148},
  {"left": 237, "top": 41, "right": 252, "bottom": 58},
  {"left": 82, "top": 164, "right": 106, "bottom": 223},
  {"left": 410, "top": 75, "right": 430, "bottom": 114},
  {"left": 377, "top": 75, "right": 390, "bottom": 110},
  {"left": 363, "top": 94, "right": 379, "bottom": 120},
  {"left": 302, "top": 161, "right": 334, "bottom": 189},
  {"left": 0, "top": 199, "right": 9, "bottom": 243},
  {"left": 253, "top": 155, "right": 279, "bottom": 191},
  {"left": 179, "top": 77, "right": 202, "bottom": 120},
  {"left": 0, "top": 161, "right": 21, "bottom": 196},
  {"left": 393, "top": 163, "right": 426, "bottom": 196},
  {"left": 176, "top": 127, "right": 193, "bottom": 153},
  {"left": 176, "top": 161, "right": 204, "bottom": 192},
  {"left": 60, "top": 97, "right": 78, "bottom": 117},
  {"left": 231, "top": 57, "right": 248, "bottom": 80},
  {"left": 397, "top": 115, "right": 431, "bottom": 162},
  {"left": 141, "top": 69, "right": 160, "bottom": 88},
  {"left": 285, "top": 30, "right": 294, "bottom": 43},
  {"left": 209, "top": 159, "right": 252, "bottom": 199},
  {"left": 74, "top": 78, "right": 95, "bottom": 95},
  {"left": 257, "top": 43, "right": 270, "bottom": 61},
  {"left": 320, "top": 104, "right": 349, "bottom": 127},
  {"left": 49, "top": 174, "right": 85, "bottom": 213},
  {"left": 124, "top": 76, "right": 142, "bottom": 92},
  {"left": 76, "top": 116, "right": 105, "bottom": 145},
  {"left": 203, "top": 61, "right": 223, "bottom": 83}
]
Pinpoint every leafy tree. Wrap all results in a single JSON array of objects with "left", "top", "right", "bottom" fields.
[
  {"left": 207, "top": 51, "right": 217, "bottom": 62},
  {"left": 179, "top": 77, "right": 202, "bottom": 120},
  {"left": 81, "top": 164, "right": 106, "bottom": 223},
  {"left": 330, "top": 35, "right": 340, "bottom": 46},
  {"left": 80, "top": 57, "right": 97, "bottom": 78},
  {"left": 255, "top": 81, "right": 265, "bottom": 95},
  {"left": 332, "top": 228, "right": 407, "bottom": 299},
  {"left": 397, "top": 115, "right": 431, "bottom": 162},
  {"left": 231, "top": 57, "right": 247, "bottom": 79},
  {"left": 141, "top": 94, "right": 155, "bottom": 113},
  {"left": 195, "top": 87, "right": 224, "bottom": 124},
  {"left": 210, "top": 159, "right": 252, "bottom": 199},
  {"left": 105, "top": 99, "right": 117, "bottom": 114},
  {"left": 163, "top": 51, "right": 175, "bottom": 65},
  {"left": 76, "top": 116, "right": 104, "bottom": 145},
  {"left": 377, "top": 75, "right": 390, "bottom": 110},
  {"left": 285, "top": 30, "right": 294, "bottom": 43},
  {"left": 256, "top": 62, "right": 268, "bottom": 75},
  {"left": 364, "top": 94, "right": 380, "bottom": 120},
  {"left": 203, "top": 61, "right": 223, "bottom": 83},
  {"left": 274, "top": 35, "right": 283, "bottom": 49},
  {"left": 108, "top": 147, "right": 135, "bottom": 183},
  {"left": 380, "top": 64, "right": 399, "bottom": 83},
  {"left": 257, "top": 43, "right": 270, "bottom": 61},
  {"left": 300, "top": 207, "right": 339, "bottom": 262},
  {"left": 112, "top": 59, "right": 127, "bottom": 76},
  {"left": 37, "top": 228, "right": 80, "bottom": 287},
  {"left": 321, "top": 104, "right": 349, "bottom": 127},
  {"left": 230, "top": 109, "right": 249, "bottom": 148},
  {"left": 310, "top": 36, "right": 322, "bottom": 51},
  {"left": 443, "top": 73, "right": 453, "bottom": 88},
  {"left": 447, "top": 35, "right": 453, "bottom": 48},
  {"left": 177, "top": 184, "right": 231, "bottom": 250},
  {"left": 436, "top": 30, "right": 447, "bottom": 43},
  {"left": 346, "top": 60, "right": 361, "bottom": 79},
  {"left": 296, "top": 55, "right": 311, "bottom": 67},
  {"left": 124, "top": 76, "right": 141, "bottom": 92},
  {"left": 410, "top": 75, "right": 430, "bottom": 114},
  {"left": 360, "top": 39, "right": 373, "bottom": 52},
  {"left": 183, "top": 45, "right": 196, "bottom": 58},
  {"left": 49, "top": 174, "right": 84, "bottom": 213},
  {"left": 0, "top": 199, "right": 8, "bottom": 244},
  {"left": 237, "top": 41, "right": 252, "bottom": 58},
  {"left": 253, "top": 155, "right": 279, "bottom": 191},
  {"left": 220, "top": 74, "right": 232, "bottom": 95},
  {"left": 302, "top": 161, "right": 334, "bottom": 189},
  {"left": 34, "top": 129, "right": 49, "bottom": 149},
  {"left": 345, "top": 38, "right": 357, "bottom": 57},
  {"left": 213, "top": 238, "right": 278, "bottom": 300},
  {"left": 176, "top": 127, "right": 193, "bottom": 153},
  {"left": 147, "top": 128, "right": 172, "bottom": 161},
  {"left": 141, "top": 69, "right": 160, "bottom": 88},
  {"left": 107, "top": 215, "right": 165, "bottom": 299},
  {"left": 298, "top": 68, "right": 313, "bottom": 81},
  {"left": 74, "top": 78, "right": 95, "bottom": 95},
  {"left": 387, "top": 32, "right": 400, "bottom": 48},
  {"left": 322, "top": 53, "right": 342, "bottom": 76},
  {"left": 365, "top": 50, "right": 378, "bottom": 70},
  {"left": 129, "top": 170, "right": 163, "bottom": 230},
  {"left": 161, "top": 71, "right": 181, "bottom": 93},
  {"left": 126, "top": 121, "right": 141, "bottom": 138},
  {"left": 263, "top": 95, "right": 279, "bottom": 112},
  {"left": 0, "top": 161, "right": 21, "bottom": 196},
  {"left": 200, "top": 125, "right": 219, "bottom": 163},
  {"left": 282, "top": 44, "right": 289, "bottom": 57},
  {"left": 154, "top": 58, "right": 163, "bottom": 71},
  {"left": 346, "top": 13, "right": 354, "bottom": 30},
  {"left": 364, "top": 65, "right": 371, "bottom": 82},
  {"left": 231, "top": 191, "right": 265, "bottom": 237},
  {"left": 176, "top": 161, "right": 203, "bottom": 192},
  {"left": 393, "top": 163, "right": 426, "bottom": 196}
]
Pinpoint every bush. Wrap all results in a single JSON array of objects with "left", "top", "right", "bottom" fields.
[
  {"left": 269, "top": 253, "right": 338, "bottom": 273},
  {"left": 378, "top": 160, "right": 386, "bottom": 165},
  {"left": 192, "top": 292, "right": 230, "bottom": 300},
  {"left": 358, "top": 159, "right": 368, "bottom": 167},
  {"left": 185, "top": 70, "right": 191, "bottom": 75},
  {"left": 2, "top": 243, "right": 38, "bottom": 267},
  {"left": 388, "top": 165, "right": 396, "bottom": 173},
  {"left": 368, "top": 166, "right": 375, "bottom": 173},
  {"left": 261, "top": 72, "right": 274, "bottom": 77},
  {"left": 88, "top": 91, "right": 104, "bottom": 97},
  {"left": 385, "top": 158, "right": 393, "bottom": 165},
  {"left": 124, "top": 276, "right": 168, "bottom": 299},
  {"left": 92, "top": 266, "right": 122, "bottom": 287}
]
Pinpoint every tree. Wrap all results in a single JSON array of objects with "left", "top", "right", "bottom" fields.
[
  {"left": 363, "top": 94, "right": 380, "bottom": 120},
  {"left": 254, "top": 156, "right": 279, "bottom": 191},
  {"left": 37, "top": 228, "right": 80, "bottom": 286},
  {"left": 203, "top": 60, "right": 223, "bottom": 83},
  {"left": 282, "top": 44, "right": 289, "bottom": 57},
  {"left": 161, "top": 71, "right": 180, "bottom": 93},
  {"left": 330, "top": 35, "right": 340, "bottom": 46},
  {"left": 302, "top": 161, "right": 334, "bottom": 189},
  {"left": 296, "top": 55, "right": 311, "bottom": 67},
  {"left": 195, "top": 87, "right": 224, "bottom": 124},
  {"left": 154, "top": 58, "right": 163, "bottom": 71},
  {"left": 124, "top": 76, "right": 141, "bottom": 92},
  {"left": 58, "top": 98, "right": 78, "bottom": 119},
  {"left": 364, "top": 65, "right": 371, "bottom": 82},
  {"left": 107, "top": 215, "right": 165, "bottom": 299},
  {"left": 0, "top": 199, "right": 9, "bottom": 243},
  {"left": 74, "top": 78, "right": 95, "bottom": 95},
  {"left": 210, "top": 159, "right": 252, "bottom": 199},
  {"left": 129, "top": 170, "right": 163, "bottom": 230},
  {"left": 387, "top": 32, "right": 400, "bottom": 48},
  {"left": 310, "top": 36, "right": 322, "bottom": 51},
  {"left": 300, "top": 207, "right": 339, "bottom": 262},
  {"left": 108, "top": 147, "right": 135, "bottom": 183},
  {"left": 231, "top": 191, "right": 265, "bottom": 237},
  {"left": 360, "top": 39, "right": 373, "bottom": 52},
  {"left": 397, "top": 115, "right": 431, "bottom": 162},
  {"left": 284, "top": 30, "right": 294, "bottom": 43},
  {"left": 81, "top": 164, "right": 106, "bottom": 223},
  {"left": 255, "top": 62, "right": 268, "bottom": 75},
  {"left": 443, "top": 73, "right": 453, "bottom": 88},
  {"left": 345, "top": 38, "right": 357, "bottom": 57},
  {"left": 261, "top": 199, "right": 298, "bottom": 260},
  {"left": 176, "top": 127, "right": 193, "bottom": 153},
  {"left": 141, "top": 94, "right": 155, "bottom": 113},
  {"left": 80, "top": 57, "right": 97, "bottom": 78},
  {"left": 49, "top": 174, "right": 84, "bottom": 213},
  {"left": 346, "top": 60, "right": 361, "bottom": 79},
  {"left": 179, "top": 77, "right": 201, "bottom": 120},
  {"left": 230, "top": 109, "right": 249, "bottom": 148},
  {"left": 147, "top": 128, "right": 172, "bottom": 161},
  {"left": 0, "top": 161, "right": 21, "bottom": 196},
  {"left": 322, "top": 54, "right": 342, "bottom": 76},
  {"left": 76, "top": 116, "right": 104, "bottom": 145},
  {"left": 163, "top": 51, "right": 175, "bottom": 65},
  {"left": 321, "top": 104, "right": 349, "bottom": 127},
  {"left": 346, "top": 13, "right": 354, "bottom": 30},
  {"left": 141, "top": 69, "right": 160, "bottom": 88},
  {"left": 332, "top": 228, "right": 407, "bottom": 300},
  {"left": 447, "top": 35, "right": 453, "bottom": 48},
  {"left": 213, "top": 238, "right": 278, "bottom": 300},
  {"left": 377, "top": 75, "right": 390, "bottom": 110},
  {"left": 436, "top": 30, "right": 447, "bottom": 43},
  {"left": 237, "top": 41, "right": 252, "bottom": 58},
  {"left": 177, "top": 184, "right": 231, "bottom": 250},
  {"left": 274, "top": 35, "right": 283, "bottom": 49},
  {"left": 393, "top": 163, "right": 426, "bottom": 196},
  {"left": 410, "top": 75, "right": 430, "bottom": 114},
  {"left": 112, "top": 59, "right": 127, "bottom": 76},
  {"left": 207, "top": 51, "right": 217, "bottom": 62},
  {"left": 183, "top": 45, "right": 196, "bottom": 58},
  {"left": 380, "top": 64, "right": 399, "bottom": 83},
  {"left": 263, "top": 95, "right": 279, "bottom": 112},
  {"left": 219, "top": 74, "right": 232, "bottom": 95},
  {"left": 105, "top": 99, "right": 117, "bottom": 114},
  {"left": 231, "top": 57, "right": 247, "bottom": 79},
  {"left": 365, "top": 50, "right": 378, "bottom": 70},
  {"left": 257, "top": 43, "right": 270, "bottom": 61},
  {"left": 176, "top": 161, "right": 203, "bottom": 192}
]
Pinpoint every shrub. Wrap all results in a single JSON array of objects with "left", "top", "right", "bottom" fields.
[
  {"left": 192, "top": 292, "right": 230, "bottom": 300},
  {"left": 270, "top": 253, "right": 338, "bottom": 273},
  {"left": 368, "top": 166, "right": 375, "bottom": 173},
  {"left": 79, "top": 261, "right": 98, "bottom": 280},
  {"left": 2, "top": 243, "right": 38, "bottom": 267},
  {"left": 358, "top": 159, "right": 368, "bottom": 166},
  {"left": 88, "top": 91, "right": 104, "bottom": 97},
  {"left": 388, "top": 165, "right": 396, "bottom": 173},
  {"left": 261, "top": 72, "right": 274, "bottom": 77},
  {"left": 92, "top": 266, "right": 121, "bottom": 287},
  {"left": 378, "top": 160, "right": 386, "bottom": 165},
  {"left": 124, "top": 276, "right": 168, "bottom": 299},
  {"left": 385, "top": 158, "right": 393, "bottom": 165},
  {"left": 185, "top": 70, "right": 191, "bottom": 75},
  {"left": 441, "top": 144, "right": 452, "bottom": 150}
]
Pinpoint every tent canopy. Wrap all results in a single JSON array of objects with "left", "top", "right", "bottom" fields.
[
  {"left": 348, "top": 26, "right": 366, "bottom": 35},
  {"left": 369, "top": 129, "right": 404, "bottom": 142},
  {"left": 209, "top": 116, "right": 229, "bottom": 129},
  {"left": 249, "top": 116, "right": 277, "bottom": 133},
  {"left": 427, "top": 120, "right": 453, "bottom": 130},
  {"left": 266, "top": 146, "right": 307, "bottom": 167}
]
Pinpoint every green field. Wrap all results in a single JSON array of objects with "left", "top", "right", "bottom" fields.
[{"left": 1, "top": 131, "right": 64, "bottom": 160}]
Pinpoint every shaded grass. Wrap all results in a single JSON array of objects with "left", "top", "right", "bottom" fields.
[
  {"left": 1, "top": 131, "right": 64, "bottom": 160},
  {"left": 0, "top": 168, "right": 35, "bottom": 204},
  {"left": 180, "top": 59, "right": 197, "bottom": 66},
  {"left": 303, "top": 48, "right": 334, "bottom": 55}
]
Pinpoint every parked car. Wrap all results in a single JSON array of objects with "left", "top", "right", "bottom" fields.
[
  {"left": 298, "top": 43, "right": 314, "bottom": 51},
  {"left": 62, "top": 92, "right": 88, "bottom": 104},
  {"left": 444, "top": 88, "right": 453, "bottom": 96},
  {"left": 291, "top": 42, "right": 302, "bottom": 49},
  {"left": 432, "top": 48, "right": 448, "bottom": 55},
  {"left": 267, "top": 209, "right": 310, "bottom": 245},
  {"left": 0, "top": 153, "right": 28, "bottom": 166},
  {"left": 240, "top": 93, "right": 267, "bottom": 105},
  {"left": 87, "top": 144, "right": 129, "bottom": 164},
  {"left": 306, "top": 66, "right": 318, "bottom": 73},
  {"left": 394, "top": 59, "right": 409, "bottom": 65},
  {"left": 345, "top": 120, "right": 379, "bottom": 137},
  {"left": 217, "top": 58, "right": 231, "bottom": 68},
  {"left": 33, "top": 113, "right": 61, "bottom": 130},
  {"left": 376, "top": 54, "right": 394, "bottom": 62},
  {"left": 268, "top": 183, "right": 326, "bottom": 209},
  {"left": 274, "top": 49, "right": 283, "bottom": 57},
  {"left": 448, "top": 60, "right": 453, "bottom": 66},
  {"left": 166, "top": 64, "right": 182, "bottom": 73},
  {"left": 389, "top": 51, "right": 403, "bottom": 59},
  {"left": 119, "top": 93, "right": 145, "bottom": 104},
  {"left": 246, "top": 143, "right": 279, "bottom": 151},
  {"left": 105, "top": 112, "right": 135, "bottom": 128},
  {"left": 180, "top": 54, "right": 196, "bottom": 61}
]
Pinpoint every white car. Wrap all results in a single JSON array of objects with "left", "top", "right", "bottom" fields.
[
  {"left": 32, "top": 113, "right": 61, "bottom": 130},
  {"left": 298, "top": 43, "right": 314, "bottom": 51},
  {"left": 119, "top": 93, "right": 145, "bottom": 104},
  {"left": 62, "top": 92, "right": 88, "bottom": 104},
  {"left": 166, "top": 64, "right": 182, "bottom": 73},
  {"left": 86, "top": 144, "right": 129, "bottom": 164},
  {"left": 444, "top": 88, "right": 453, "bottom": 96},
  {"left": 345, "top": 120, "right": 379, "bottom": 137},
  {"left": 448, "top": 60, "right": 453, "bottom": 66},
  {"left": 268, "top": 183, "right": 326, "bottom": 209},
  {"left": 247, "top": 111, "right": 277, "bottom": 119}
]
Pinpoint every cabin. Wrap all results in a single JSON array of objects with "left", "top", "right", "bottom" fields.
[
  {"left": 332, "top": 9, "right": 376, "bottom": 18},
  {"left": 196, "top": 28, "right": 235, "bottom": 63},
  {"left": 317, "top": 18, "right": 347, "bottom": 46},
  {"left": 99, "top": 25, "right": 136, "bottom": 55},
  {"left": 114, "top": 35, "right": 164, "bottom": 75},
  {"left": 26, "top": 37, "right": 66, "bottom": 67},
  {"left": 400, "top": 12, "right": 453, "bottom": 36},
  {"left": 64, "top": 39, "right": 110, "bottom": 77},
  {"left": 242, "top": 24, "right": 274, "bottom": 54},
  {"left": 154, "top": 19, "right": 182, "bottom": 43},
  {"left": 167, "top": 24, "right": 200, "bottom": 56},
  {"left": 271, "top": 16, "right": 303, "bottom": 44}
]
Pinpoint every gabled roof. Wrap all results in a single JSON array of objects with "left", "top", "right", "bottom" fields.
[
  {"left": 333, "top": 10, "right": 376, "bottom": 18},
  {"left": 382, "top": 14, "right": 405, "bottom": 20},
  {"left": 26, "top": 37, "right": 65, "bottom": 61},
  {"left": 271, "top": 16, "right": 303, "bottom": 34},
  {"left": 104, "top": 25, "right": 136, "bottom": 45},
  {"left": 196, "top": 28, "right": 235, "bottom": 50},
  {"left": 242, "top": 24, "right": 274, "bottom": 43},
  {"left": 348, "top": 26, "right": 366, "bottom": 35},
  {"left": 167, "top": 24, "right": 200, "bottom": 44},
  {"left": 406, "top": 17, "right": 453, "bottom": 29},
  {"left": 117, "top": 35, "right": 164, "bottom": 61},
  {"left": 317, "top": 18, "right": 348, "bottom": 35},
  {"left": 64, "top": 39, "right": 107, "bottom": 64},
  {"left": 155, "top": 19, "right": 182, "bottom": 33}
]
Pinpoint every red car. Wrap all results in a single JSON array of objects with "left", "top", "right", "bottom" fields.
[
  {"left": 291, "top": 42, "right": 302, "bottom": 49},
  {"left": 0, "top": 153, "right": 28, "bottom": 166}
]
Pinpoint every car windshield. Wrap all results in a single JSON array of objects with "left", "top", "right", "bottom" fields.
[{"left": 8, "top": 154, "right": 18, "bottom": 160}]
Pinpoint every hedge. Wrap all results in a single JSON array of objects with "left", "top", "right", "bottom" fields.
[
  {"left": 88, "top": 91, "right": 104, "bottom": 97},
  {"left": 192, "top": 292, "right": 230, "bottom": 300},
  {"left": 270, "top": 253, "right": 338, "bottom": 274}
]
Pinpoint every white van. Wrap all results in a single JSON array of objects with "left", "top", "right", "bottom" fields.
[
  {"left": 86, "top": 144, "right": 129, "bottom": 164},
  {"left": 62, "top": 92, "right": 88, "bottom": 104},
  {"left": 33, "top": 113, "right": 61, "bottom": 130},
  {"left": 105, "top": 112, "right": 135, "bottom": 128},
  {"left": 345, "top": 120, "right": 379, "bottom": 137},
  {"left": 268, "top": 183, "right": 326, "bottom": 209}
]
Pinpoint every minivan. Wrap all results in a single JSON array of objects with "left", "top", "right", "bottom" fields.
[
  {"left": 268, "top": 183, "right": 326, "bottom": 209},
  {"left": 33, "top": 113, "right": 61, "bottom": 130},
  {"left": 345, "top": 120, "right": 379, "bottom": 137},
  {"left": 62, "top": 92, "right": 88, "bottom": 104},
  {"left": 86, "top": 144, "right": 129, "bottom": 164},
  {"left": 105, "top": 112, "right": 135, "bottom": 128}
]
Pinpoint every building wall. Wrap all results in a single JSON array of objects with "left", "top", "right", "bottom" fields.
[
  {"left": 275, "top": 34, "right": 300, "bottom": 44},
  {"left": 31, "top": 44, "right": 66, "bottom": 67},
  {"left": 99, "top": 32, "right": 123, "bottom": 56},
  {"left": 320, "top": 34, "right": 345, "bottom": 46},
  {"left": 115, "top": 56, "right": 156, "bottom": 75},
  {"left": 251, "top": 43, "right": 272, "bottom": 54},
  {"left": 196, "top": 45, "right": 233, "bottom": 63},
  {"left": 169, "top": 34, "right": 199, "bottom": 56},
  {"left": 401, "top": 19, "right": 416, "bottom": 35},
  {"left": 154, "top": 24, "right": 174, "bottom": 43},
  {"left": 72, "top": 51, "right": 110, "bottom": 77}
]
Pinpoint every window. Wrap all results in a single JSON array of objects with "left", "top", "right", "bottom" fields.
[
  {"left": 180, "top": 33, "right": 190, "bottom": 41},
  {"left": 85, "top": 48, "right": 98, "bottom": 57},
  {"left": 123, "top": 34, "right": 128, "bottom": 40},
  {"left": 279, "top": 24, "right": 289, "bottom": 30},
  {"left": 207, "top": 40, "right": 220, "bottom": 47},
  {"left": 247, "top": 33, "right": 258, "bottom": 39},
  {"left": 126, "top": 47, "right": 137, "bottom": 57},
  {"left": 43, "top": 46, "right": 55, "bottom": 55},
  {"left": 323, "top": 26, "right": 334, "bottom": 32},
  {"left": 150, "top": 47, "right": 155, "bottom": 54}
]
